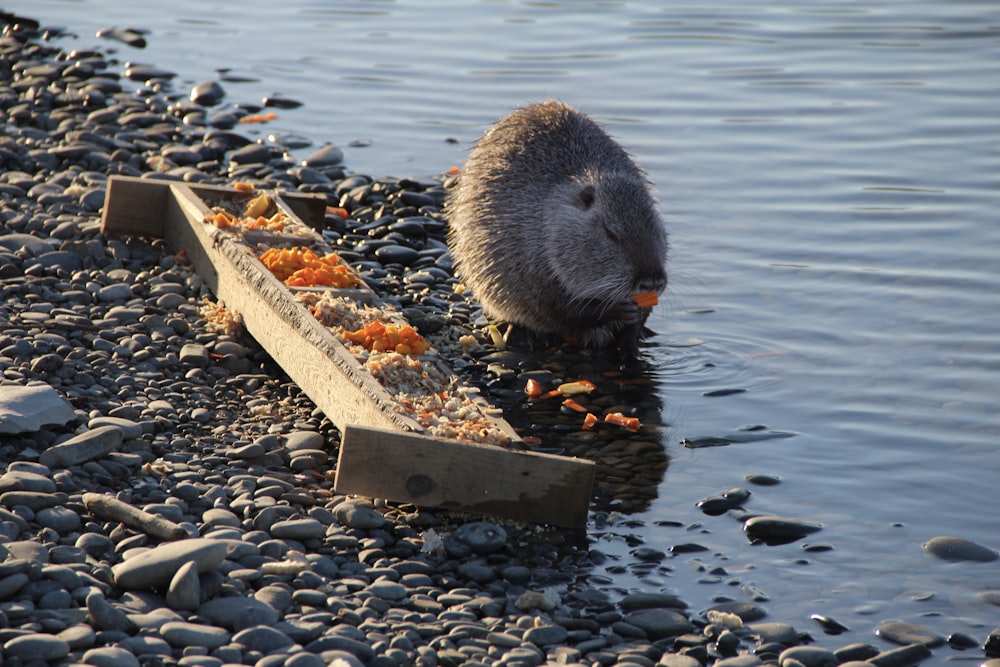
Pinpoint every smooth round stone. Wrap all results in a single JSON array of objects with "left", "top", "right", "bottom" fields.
[
  {"left": 875, "top": 620, "right": 946, "bottom": 647},
  {"left": 36, "top": 505, "right": 82, "bottom": 532},
  {"left": 374, "top": 244, "right": 419, "bottom": 266},
  {"left": 165, "top": 560, "right": 201, "bottom": 612},
  {"left": 657, "top": 656, "right": 702, "bottom": 667},
  {"left": 743, "top": 515, "right": 822, "bottom": 544},
  {"left": 191, "top": 81, "right": 225, "bottom": 106},
  {"left": 254, "top": 584, "right": 293, "bottom": 612},
  {"left": 229, "top": 143, "right": 274, "bottom": 165},
  {"left": 621, "top": 609, "right": 693, "bottom": 640},
  {"left": 922, "top": 535, "right": 998, "bottom": 562},
  {"left": 746, "top": 622, "right": 799, "bottom": 645},
  {"left": 0, "top": 469, "right": 57, "bottom": 493},
  {"left": 231, "top": 624, "right": 294, "bottom": 653},
  {"left": 4, "top": 633, "right": 71, "bottom": 661},
  {"left": 203, "top": 508, "right": 242, "bottom": 528},
  {"left": 285, "top": 430, "right": 325, "bottom": 451},
  {"left": 620, "top": 592, "right": 688, "bottom": 611},
  {"left": 301, "top": 144, "right": 343, "bottom": 167},
  {"left": 58, "top": 623, "right": 97, "bottom": 650},
  {"left": 452, "top": 521, "right": 507, "bottom": 555},
  {"left": 87, "top": 592, "right": 136, "bottom": 632},
  {"left": 863, "top": 643, "right": 931, "bottom": 666},
  {"left": 227, "top": 442, "right": 265, "bottom": 459},
  {"left": 88, "top": 416, "right": 143, "bottom": 439},
  {"left": 332, "top": 499, "right": 385, "bottom": 529},
  {"left": 705, "top": 602, "right": 768, "bottom": 622},
  {"left": 270, "top": 518, "right": 324, "bottom": 540},
  {"left": 778, "top": 646, "right": 837, "bottom": 667},
  {"left": 81, "top": 646, "right": 141, "bottom": 667},
  {"left": 523, "top": 624, "right": 568, "bottom": 647},
  {"left": 198, "top": 596, "right": 279, "bottom": 629},
  {"left": 96, "top": 283, "right": 134, "bottom": 301},
  {"left": 289, "top": 450, "right": 327, "bottom": 470},
  {"left": 367, "top": 580, "right": 407, "bottom": 601},
  {"left": 112, "top": 538, "right": 229, "bottom": 590},
  {"left": 159, "top": 621, "right": 231, "bottom": 649}
]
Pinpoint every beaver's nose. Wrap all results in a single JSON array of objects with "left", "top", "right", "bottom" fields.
[{"left": 635, "top": 267, "right": 667, "bottom": 294}]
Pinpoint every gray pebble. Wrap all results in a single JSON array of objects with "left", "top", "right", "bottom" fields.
[
  {"left": 112, "top": 538, "right": 229, "bottom": 590},
  {"left": 38, "top": 425, "right": 123, "bottom": 469},
  {"left": 0, "top": 383, "right": 78, "bottom": 434},
  {"left": 165, "top": 559, "right": 201, "bottom": 611},
  {"left": 81, "top": 646, "right": 141, "bottom": 667},
  {"left": 198, "top": 596, "right": 279, "bottom": 629},
  {"left": 285, "top": 430, "right": 325, "bottom": 451},
  {"left": 453, "top": 520, "right": 507, "bottom": 554},
  {"left": 922, "top": 535, "right": 998, "bottom": 562},
  {"left": 778, "top": 645, "right": 838, "bottom": 667},
  {"left": 333, "top": 498, "right": 385, "bottom": 529},
  {"left": 3, "top": 633, "right": 71, "bottom": 661},
  {"left": 523, "top": 623, "right": 568, "bottom": 646},
  {"left": 875, "top": 620, "right": 946, "bottom": 647},
  {"left": 621, "top": 609, "right": 693, "bottom": 640},
  {"left": 232, "top": 624, "right": 295, "bottom": 653},
  {"left": 270, "top": 517, "right": 325, "bottom": 540},
  {"left": 367, "top": 580, "right": 408, "bottom": 601},
  {"left": 159, "top": 620, "right": 232, "bottom": 649},
  {"left": 743, "top": 515, "right": 822, "bottom": 544},
  {"left": 87, "top": 592, "right": 137, "bottom": 633},
  {"left": 36, "top": 505, "right": 82, "bottom": 532}
]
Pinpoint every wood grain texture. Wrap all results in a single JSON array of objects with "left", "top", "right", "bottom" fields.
[{"left": 337, "top": 425, "right": 594, "bottom": 529}]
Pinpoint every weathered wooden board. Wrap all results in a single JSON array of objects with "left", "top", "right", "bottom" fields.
[
  {"left": 101, "top": 175, "right": 595, "bottom": 527},
  {"left": 338, "top": 425, "right": 595, "bottom": 529}
]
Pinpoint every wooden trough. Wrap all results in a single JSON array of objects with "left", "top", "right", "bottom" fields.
[{"left": 101, "top": 175, "right": 594, "bottom": 528}]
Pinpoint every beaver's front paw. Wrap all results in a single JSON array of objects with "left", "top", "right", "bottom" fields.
[{"left": 612, "top": 297, "right": 644, "bottom": 326}]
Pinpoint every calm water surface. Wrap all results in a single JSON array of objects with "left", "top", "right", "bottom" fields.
[{"left": 11, "top": 0, "right": 1000, "bottom": 649}]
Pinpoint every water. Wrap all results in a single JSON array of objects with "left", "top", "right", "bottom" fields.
[{"left": 11, "top": 0, "right": 1000, "bottom": 649}]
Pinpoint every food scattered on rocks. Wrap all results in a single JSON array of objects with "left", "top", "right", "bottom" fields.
[{"left": 0, "top": 12, "right": 995, "bottom": 667}]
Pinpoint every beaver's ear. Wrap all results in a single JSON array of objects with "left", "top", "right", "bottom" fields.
[{"left": 575, "top": 184, "right": 596, "bottom": 210}]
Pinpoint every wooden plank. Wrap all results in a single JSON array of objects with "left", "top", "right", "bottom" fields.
[
  {"left": 101, "top": 176, "right": 327, "bottom": 236},
  {"left": 336, "top": 425, "right": 594, "bottom": 529},
  {"left": 162, "top": 182, "right": 423, "bottom": 434}
]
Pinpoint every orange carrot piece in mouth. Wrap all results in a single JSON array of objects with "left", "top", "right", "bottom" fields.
[{"left": 631, "top": 291, "right": 659, "bottom": 308}]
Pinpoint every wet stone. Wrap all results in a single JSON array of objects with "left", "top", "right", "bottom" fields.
[
  {"left": 191, "top": 80, "right": 225, "bottom": 106},
  {"left": 875, "top": 620, "right": 946, "bottom": 647},
  {"left": 452, "top": 521, "right": 507, "bottom": 554},
  {"left": 301, "top": 144, "right": 344, "bottom": 168},
  {"left": 743, "top": 515, "right": 822, "bottom": 545},
  {"left": 922, "top": 535, "right": 998, "bottom": 562},
  {"left": 621, "top": 609, "right": 693, "bottom": 640},
  {"left": 778, "top": 646, "right": 837, "bottom": 667}
]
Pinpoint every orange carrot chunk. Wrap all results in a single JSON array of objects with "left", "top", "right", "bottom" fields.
[
  {"left": 524, "top": 378, "right": 543, "bottom": 399},
  {"left": 631, "top": 291, "right": 659, "bottom": 309},
  {"left": 582, "top": 413, "right": 599, "bottom": 430},
  {"left": 561, "top": 398, "right": 587, "bottom": 413},
  {"left": 558, "top": 380, "right": 597, "bottom": 395},
  {"left": 605, "top": 412, "right": 641, "bottom": 432}
]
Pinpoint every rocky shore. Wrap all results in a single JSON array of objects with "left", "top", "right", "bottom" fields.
[{"left": 1, "top": 11, "right": 997, "bottom": 667}]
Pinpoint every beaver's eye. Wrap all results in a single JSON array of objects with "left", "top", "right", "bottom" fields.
[{"left": 576, "top": 185, "right": 595, "bottom": 210}]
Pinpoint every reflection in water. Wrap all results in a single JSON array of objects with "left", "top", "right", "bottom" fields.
[{"left": 490, "top": 340, "right": 670, "bottom": 516}]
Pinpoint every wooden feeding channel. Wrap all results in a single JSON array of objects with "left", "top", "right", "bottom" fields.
[{"left": 101, "top": 175, "right": 594, "bottom": 528}]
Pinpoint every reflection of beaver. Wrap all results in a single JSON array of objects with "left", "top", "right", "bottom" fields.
[{"left": 446, "top": 101, "right": 668, "bottom": 360}]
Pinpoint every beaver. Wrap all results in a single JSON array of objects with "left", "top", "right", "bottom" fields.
[{"left": 446, "top": 100, "right": 668, "bottom": 361}]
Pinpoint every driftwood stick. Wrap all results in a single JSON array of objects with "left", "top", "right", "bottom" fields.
[{"left": 83, "top": 493, "right": 188, "bottom": 541}]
